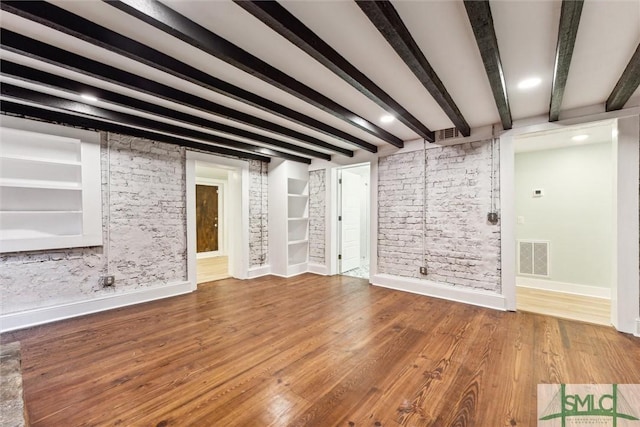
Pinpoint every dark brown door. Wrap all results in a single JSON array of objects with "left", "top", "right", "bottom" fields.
[{"left": 196, "top": 185, "right": 219, "bottom": 253}]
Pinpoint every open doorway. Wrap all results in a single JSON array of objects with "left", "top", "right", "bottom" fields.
[
  {"left": 513, "top": 120, "right": 615, "bottom": 325},
  {"left": 338, "top": 164, "right": 370, "bottom": 279},
  {"left": 195, "top": 162, "right": 229, "bottom": 284}
]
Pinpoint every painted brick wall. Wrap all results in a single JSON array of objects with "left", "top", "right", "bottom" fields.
[
  {"left": 0, "top": 133, "right": 187, "bottom": 314},
  {"left": 378, "top": 140, "right": 501, "bottom": 292},
  {"left": 309, "top": 169, "right": 326, "bottom": 264},
  {"left": 249, "top": 160, "right": 268, "bottom": 267}
]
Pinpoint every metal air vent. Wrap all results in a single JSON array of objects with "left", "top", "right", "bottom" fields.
[{"left": 434, "top": 127, "right": 461, "bottom": 142}]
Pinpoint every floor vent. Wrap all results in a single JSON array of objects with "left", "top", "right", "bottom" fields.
[
  {"left": 518, "top": 240, "right": 549, "bottom": 277},
  {"left": 434, "top": 127, "right": 461, "bottom": 142}
]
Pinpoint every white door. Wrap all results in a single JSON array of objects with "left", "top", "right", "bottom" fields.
[{"left": 340, "top": 170, "right": 361, "bottom": 272}]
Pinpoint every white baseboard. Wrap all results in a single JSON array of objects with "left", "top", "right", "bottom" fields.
[
  {"left": 636, "top": 318, "right": 640, "bottom": 338},
  {"left": 371, "top": 274, "right": 507, "bottom": 311},
  {"left": 247, "top": 265, "right": 271, "bottom": 279},
  {"left": 308, "top": 262, "right": 328, "bottom": 275},
  {"left": 516, "top": 277, "right": 611, "bottom": 299},
  {"left": 0, "top": 281, "right": 194, "bottom": 333}
]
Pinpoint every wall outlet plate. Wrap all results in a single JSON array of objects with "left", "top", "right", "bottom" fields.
[{"left": 419, "top": 267, "right": 428, "bottom": 275}]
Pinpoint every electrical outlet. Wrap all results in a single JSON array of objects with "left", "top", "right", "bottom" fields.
[
  {"left": 419, "top": 267, "right": 428, "bottom": 275},
  {"left": 101, "top": 275, "right": 115, "bottom": 287}
]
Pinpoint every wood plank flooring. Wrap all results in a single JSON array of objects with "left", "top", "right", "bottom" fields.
[
  {"left": 516, "top": 286, "right": 611, "bottom": 326},
  {"left": 2, "top": 274, "right": 639, "bottom": 426},
  {"left": 197, "top": 256, "right": 229, "bottom": 284}
]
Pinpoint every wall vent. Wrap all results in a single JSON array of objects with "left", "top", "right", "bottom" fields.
[
  {"left": 518, "top": 240, "right": 549, "bottom": 277},
  {"left": 434, "top": 127, "right": 461, "bottom": 142}
]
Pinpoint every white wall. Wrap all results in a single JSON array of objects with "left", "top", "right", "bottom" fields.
[{"left": 515, "top": 142, "right": 613, "bottom": 289}]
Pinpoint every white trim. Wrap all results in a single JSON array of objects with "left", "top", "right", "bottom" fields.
[
  {"left": 0, "top": 281, "right": 193, "bottom": 333},
  {"left": 501, "top": 111, "right": 640, "bottom": 334},
  {"left": 635, "top": 319, "right": 640, "bottom": 338},
  {"left": 308, "top": 262, "right": 328, "bottom": 275},
  {"left": 247, "top": 265, "right": 271, "bottom": 279},
  {"left": 371, "top": 274, "right": 507, "bottom": 311},
  {"left": 186, "top": 151, "right": 249, "bottom": 287},
  {"left": 516, "top": 277, "right": 610, "bottom": 299}
]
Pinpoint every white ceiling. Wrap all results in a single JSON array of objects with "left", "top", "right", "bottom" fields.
[{"left": 1, "top": 0, "right": 638, "bottom": 162}]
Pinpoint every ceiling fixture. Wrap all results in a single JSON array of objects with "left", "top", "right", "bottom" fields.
[
  {"left": 81, "top": 94, "right": 98, "bottom": 102},
  {"left": 517, "top": 77, "right": 542, "bottom": 90},
  {"left": 380, "top": 114, "right": 395, "bottom": 124},
  {"left": 571, "top": 134, "right": 589, "bottom": 142}
]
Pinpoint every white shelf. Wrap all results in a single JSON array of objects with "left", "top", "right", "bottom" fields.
[
  {"left": 0, "top": 155, "right": 81, "bottom": 166},
  {"left": 0, "top": 179, "right": 82, "bottom": 190},
  {"left": 287, "top": 194, "right": 309, "bottom": 198},
  {"left": 288, "top": 217, "right": 309, "bottom": 221},
  {"left": 288, "top": 239, "right": 309, "bottom": 246}
]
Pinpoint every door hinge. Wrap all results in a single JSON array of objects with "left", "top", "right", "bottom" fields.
[
  {"left": 338, "top": 254, "right": 342, "bottom": 260},
  {"left": 338, "top": 215, "right": 342, "bottom": 221},
  {"left": 339, "top": 178, "right": 342, "bottom": 184}
]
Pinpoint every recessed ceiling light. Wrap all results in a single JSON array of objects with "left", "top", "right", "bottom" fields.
[
  {"left": 380, "top": 115, "right": 395, "bottom": 124},
  {"left": 81, "top": 94, "right": 98, "bottom": 102},
  {"left": 517, "top": 77, "right": 542, "bottom": 90},
  {"left": 572, "top": 134, "right": 589, "bottom": 142}
]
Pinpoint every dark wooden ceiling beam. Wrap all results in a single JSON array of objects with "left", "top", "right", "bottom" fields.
[
  {"left": 549, "top": 0, "right": 584, "bottom": 122},
  {"left": 356, "top": 0, "right": 470, "bottom": 137},
  {"left": 0, "top": 2, "right": 371, "bottom": 153},
  {"left": 606, "top": 43, "right": 640, "bottom": 111},
  {"left": 463, "top": 0, "right": 512, "bottom": 130},
  {"left": 0, "top": 29, "right": 353, "bottom": 158},
  {"left": 1, "top": 84, "right": 312, "bottom": 164},
  {"left": 1, "top": 101, "right": 271, "bottom": 162},
  {"left": 236, "top": 0, "right": 434, "bottom": 142},
  {"left": 104, "top": 0, "right": 402, "bottom": 148},
  {"left": 0, "top": 60, "right": 331, "bottom": 161}
]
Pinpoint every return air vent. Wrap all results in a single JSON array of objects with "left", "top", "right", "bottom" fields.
[
  {"left": 518, "top": 240, "right": 549, "bottom": 277},
  {"left": 434, "top": 127, "right": 461, "bottom": 142}
]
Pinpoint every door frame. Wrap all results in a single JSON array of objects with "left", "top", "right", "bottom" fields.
[
  {"left": 195, "top": 178, "right": 227, "bottom": 258},
  {"left": 334, "top": 163, "right": 371, "bottom": 275},
  {"left": 500, "top": 111, "right": 639, "bottom": 335},
  {"left": 186, "top": 151, "right": 250, "bottom": 289}
]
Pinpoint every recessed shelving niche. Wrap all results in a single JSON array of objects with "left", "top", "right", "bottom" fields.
[{"left": 0, "top": 118, "right": 102, "bottom": 253}]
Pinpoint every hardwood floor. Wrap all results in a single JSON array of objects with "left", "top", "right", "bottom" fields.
[
  {"left": 197, "top": 256, "right": 229, "bottom": 284},
  {"left": 2, "top": 274, "right": 639, "bottom": 426},
  {"left": 516, "top": 286, "right": 611, "bottom": 326}
]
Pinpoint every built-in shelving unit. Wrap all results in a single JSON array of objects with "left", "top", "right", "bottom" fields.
[
  {"left": 268, "top": 159, "right": 309, "bottom": 277},
  {"left": 0, "top": 118, "right": 102, "bottom": 253}
]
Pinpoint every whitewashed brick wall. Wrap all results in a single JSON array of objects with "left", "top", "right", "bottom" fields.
[
  {"left": 378, "top": 140, "right": 501, "bottom": 292},
  {"left": 309, "top": 170, "right": 326, "bottom": 264},
  {"left": 0, "top": 133, "right": 187, "bottom": 314},
  {"left": 249, "top": 160, "right": 268, "bottom": 267}
]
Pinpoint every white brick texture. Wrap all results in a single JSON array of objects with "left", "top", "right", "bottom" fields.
[
  {"left": 378, "top": 140, "right": 501, "bottom": 292},
  {"left": 0, "top": 133, "right": 187, "bottom": 314},
  {"left": 309, "top": 170, "right": 326, "bottom": 264},
  {"left": 249, "top": 160, "right": 268, "bottom": 267}
]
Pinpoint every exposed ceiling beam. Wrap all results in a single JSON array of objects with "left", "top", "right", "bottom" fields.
[
  {"left": 0, "top": 29, "right": 354, "bottom": 158},
  {"left": 463, "top": 0, "right": 512, "bottom": 130},
  {"left": 1, "top": 101, "right": 271, "bottom": 162},
  {"left": 1, "top": 84, "right": 312, "bottom": 164},
  {"left": 606, "top": 43, "right": 640, "bottom": 111},
  {"left": 549, "top": 0, "right": 584, "bottom": 122},
  {"left": 104, "top": 0, "right": 402, "bottom": 148},
  {"left": 0, "top": 2, "right": 371, "bottom": 153},
  {"left": 236, "top": 0, "right": 435, "bottom": 142},
  {"left": 0, "top": 61, "right": 331, "bottom": 161},
  {"left": 356, "top": 0, "right": 470, "bottom": 137}
]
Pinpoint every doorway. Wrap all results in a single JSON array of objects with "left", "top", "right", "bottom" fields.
[
  {"left": 513, "top": 121, "right": 615, "bottom": 325},
  {"left": 186, "top": 152, "right": 250, "bottom": 288},
  {"left": 338, "top": 164, "right": 370, "bottom": 279}
]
